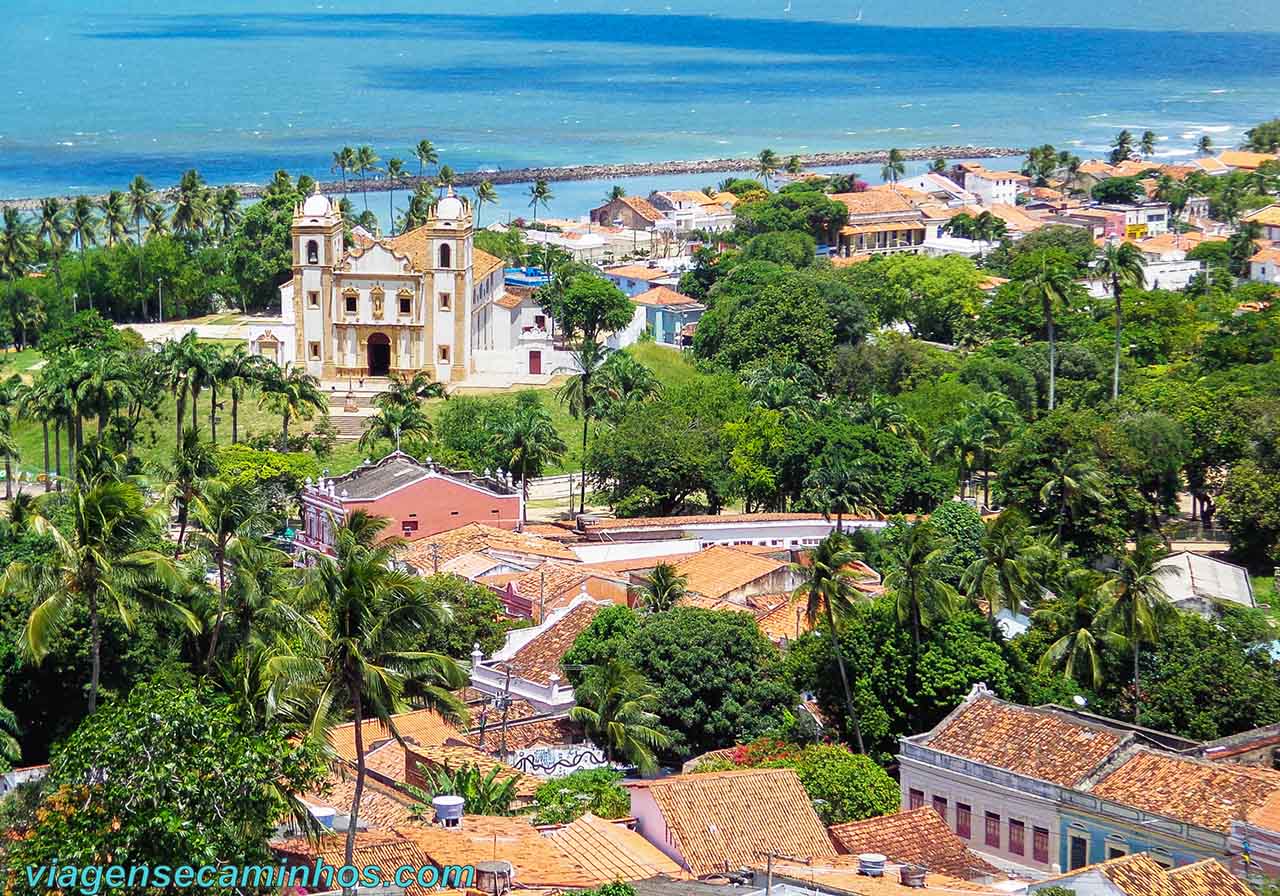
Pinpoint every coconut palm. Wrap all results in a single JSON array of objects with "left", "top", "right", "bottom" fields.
[
  {"left": 353, "top": 146, "right": 381, "bottom": 212},
  {"left": 802, "top": 453, "right": 875, "bottom": 531},
  {"left": 1033, "top": 570, "right": 1119, "bottom": 691},
  {"left": 359, "top": 402, "right": 433, "bottom": 454},
  {"left": 634, "top": 562, "right": 687, "bottom": 613},
  {"left": 594, "top": 351, "right": 661, "bottom": 422},
  {"left": 1110, "top": 129, "right": 1134, "bottom": 164},
  {"left": 755, "top": 148, "right": 781, "bottom": 187},
  {"left": 1197, "top": 135, "right": 1213, "bottom": 155},
  {"left": 268, "top": 513, "right": 467, "bottom": 873},
  {"left": 474, "top": 180, "right": 498, "bottom": 228},
  {"left": 785, "top": 154, "right": 804, "bottom": 176},
  {"left": 883, "top": 520, "right": 960, "bottom": 654},
  {"left": 218, "top": 344, "right": 272, "bottom": 444},
  {"left": 1101, "top": 536, "right": 1174, "bottom": 723},
  {"left": 68, "top": 195, "right": 98, "bottom": 309},
  {"left": 1093, "top": 242, "right": 1146, "bottom": 401},
  {"left": 557, "top": 339, "right": 609, "bottom": 515},
  {"left": 491, "top": 399, "right": 566, "bottom": 528},
  {"left": 605, "top": 185, "right": 626, "bottom": 203},
  {"left": 156, "top": 331, "right": 202, "bottom": 447},
  {"left": 528, "top": 178, "right": 553, "bottom": 226},
  {"left": 126, "top": 176, "right": 158, "bottom": 299},
  {"left": 881, "top": 148, "right": 906, "bottom": 186},
  {"left": 258, "top": 365, "right": 328, "bottom": 451},
  {"left": 964, "top": 392, "right": 1020, "bottom": 507},
  {"left": 0, "top": 697, "right": 18, "bottom": 766},
  {"left": 1021, "top": 256, "right": 1074, "bottom": 411},
  {"left": 414, "top": 139, "right": 439, "bottom": 181},
  {"left": 1, "top": 478, "right": 192, "bottom": 712},
  {"left": 332, "top": 146, "right": 356, "bottom": 196},
  {"left": 385, "top": 158, "right": 406, "bottom": 234},
  {"left": 1039, "top": 457, "right": 1108, "bottom": 542},
  {"left": 36, "top": 197, "right": 70, "bottom": 299},
  {"left": 213, "top": 187, "right": 241, "bottom": 241},
  {"left": 376, "top": 370, "right": 446, "bottom": 410},
  {"left": 0, "top": 426, "right": 18, "bottom": 503},
  {"left": 437, "top": 165, "right": 456, "bottom": 195},
  {"left": 99, "top": 191, "right": 130, "bottom": 247},
  {"left": 1139, "top": 130, "right": 1157, "bottom": 157},
  {"left": 932, "top": 417, "right": 978, "bottom": 499},
  {"left": 853, "top": 392, "right": 911, "bottom": 437},
  {"left": 17, "top": 379, "right": 54, "bottom": 493},
  {"left": 569, "top": 659, "right": 670, "bottom": 772},
  {"left": 166, "top": 426, "right": 217, "bottom": 555},
  {"left": 144, "top": 200, "right": 169, "bottom": 241},
  {"left": 171, "top": 169, "right": 210, "bottom": 237},
  {"left": 961, "top": 509, "right": 1036, "bottom": 626}
]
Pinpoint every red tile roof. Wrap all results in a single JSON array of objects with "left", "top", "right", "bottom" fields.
[
  {"left": 544, "top": 814, "right": 685, "bottom": 880},
  {"left": 828, "top": 808, "right": 1002, "bottom": 880},
  {"left": 503, "top": 600, "right": 603, "bottom": 686}
]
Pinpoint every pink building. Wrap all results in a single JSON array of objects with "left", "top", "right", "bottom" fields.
[{"left": 295, "top": 452, "right": 522, "bottom": 556}]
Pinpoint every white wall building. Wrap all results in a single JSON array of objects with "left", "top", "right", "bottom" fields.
[{"left": 957, "top": 164, "right": 1030, "bottom": 207}]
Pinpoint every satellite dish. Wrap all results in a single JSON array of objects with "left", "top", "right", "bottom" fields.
[{"left": 1073, "top": 695, "right": 1088, "bottom": 707}]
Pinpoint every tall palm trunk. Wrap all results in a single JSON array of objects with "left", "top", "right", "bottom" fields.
[
  {"left": 54, "top": 418, "right": 63, "bottom": 490},
  {"left": 345, "top": 688, "right": 367, "bottom": 896},
  {"left": 175, "top": 389, "right": 186, "bottom": 447},
  {"left": 204, "top": 550, "right": 228, "bottom": 673},
  {"left": 1043, "top": 298, "right": 1057, "bottom": 411},
  {"left": 190, "top": 388, "right": 199, "bottom": 434},
  {"left": 826, "top": 605, "right": 865, "bottom": 753},
  {"left": 579, "top": 412, "right": 589, "bottom": 515},
  {"left": 42, "top": 420, "right": 51, "bottom": 492},
  {"left": 281, "top": 409, "right": 291, "bottom": 452},
  {"left": 136, "top": 216, "right": 145, "bottom": 312},
  {"left": 209, "top": 383, "right": 218, "bottom": 445},
  {"left": 88, "top": 590, "right": 101, "bottom": 713},
  {"left": 231, "top": 386, "right": 240, "bottom": 444},
  {"left": 80, "top": 241, "right": 92, "bottom": 311},
  {"left": 3, "top": 460, "right": 11, "bottom": 500},
  {"left": 1133, "top": 637, "right": 1141, "bottom": 724},
  {"left": 1111, "top": 278, "right": 1123, "bottom": 402}
]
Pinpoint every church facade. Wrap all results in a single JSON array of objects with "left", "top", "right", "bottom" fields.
[{"left": 248, "top": 189, "right": 573, "bottom": 386}]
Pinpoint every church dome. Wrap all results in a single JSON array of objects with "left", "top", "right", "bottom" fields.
[
  {"left": 302, "top": 191, "right": 333, "bottom": 217},
  {"left": 435, "top": 193, "right": 466, "bottom": 221}
]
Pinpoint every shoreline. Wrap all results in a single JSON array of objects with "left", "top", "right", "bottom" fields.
[{"left": 0, "top": 145, "right": 1023, "bottom": 210}]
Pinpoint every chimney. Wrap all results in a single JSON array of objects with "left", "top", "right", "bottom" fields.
[{"left": 549, "top": 672, "right": 562, "bottom": 702}]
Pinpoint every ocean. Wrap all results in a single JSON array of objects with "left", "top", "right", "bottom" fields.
[{"left": 3, "top": 0, "right": 1280, "bottom": 217}]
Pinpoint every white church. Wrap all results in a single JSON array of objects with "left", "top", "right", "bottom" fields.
[{"left": 247, "top": 189, "right": 577, "bottom": 386}]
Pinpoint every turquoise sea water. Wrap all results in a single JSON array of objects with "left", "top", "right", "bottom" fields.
[{"left": 3, "top": 0, "right": 1279, "bottom": 210}]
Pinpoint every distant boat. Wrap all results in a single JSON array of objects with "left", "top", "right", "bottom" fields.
[
  {"left": 783, "top": 1, "right": 792, "bottom": 11},
  {"left": 854, "top": 7, "right": 863, "bottom": 21}
]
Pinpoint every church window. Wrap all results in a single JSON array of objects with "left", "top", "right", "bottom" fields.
[
  {"left": 439, "top": 292, "right": 451, "bottom": 311},
  {"left": 439, "top": 243, "right": 451, "bottom": 268},
  {"left": 438, "top": 345, "right": 450, "bottom": 363},
  {"left": 307, "top": 240, "right": 319, "bottom": 264},
  {"left": 308, "top": 341, "right": 321, "bottom": 360},
  {"left": 307, "top": 291, "right": 319, "bottom": 309},
  {"left": 344, "top": 293, "right": 357, "bottom": 314},
  {"left": 399, "top": 296, "right": 412, "bottom": 316}
]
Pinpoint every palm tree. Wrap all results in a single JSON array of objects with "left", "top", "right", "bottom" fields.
[
  {"left": 259, "top": 365, "right": 327, "bottom": 451},
  {"left": 1033, "top": 570, "right": 1118, "bottom": 691},
  {"left": 213, "top": 187, "right": 241, "bottom": 241},
  {"left": 218, "top": 345, "right": 272, "bottom": 443},
  {"left": 1039, "top": 457, "right": 1108, "bottom": 541},
  {"left": 436, "top": 165, "right": 456, "bottom": 195},
  {"left": 634, "top": 562, "right": 687, "bottom": 613},
  {"left": 0, "top": 428, "right": 18, "bottom": 503},
  {"left": 167, "top": 426, "right": 217, "bottom": 555},
  {"left": 569, "top": 659, "right": 671, "bottom": 772},
  {"left": 785, "top": 154, "right": 804, "bottom": 176},
  {"left": 269, "top": 513, "right": 467, "bottom": 874},
  {"left": 1021, "top": 256, "right": 1074, "bottom": 410},
  {"left": 961, "top": 509, "right": 1036, "bottom": 626},
  {"left": 932, "top": 418, "right": 978, "bottom": 499},
  {"left": 0, "top": 697, "right": 18, "bottom": 767},
  {"left": 1093, "top": 242, "right": 1145, "bottom": 402},
  {"left": 144, "top": 201, "right": 169, "bottom": 241},
  {"left": 0, "top": 378, "right": 23, "bottom": 500},
  {"left": 595, "top": 351, "right": 661, "bottom": 421},
  {"left": 755, "top": 148, "right": 781, "bottom": 187},
  {"left": 881, "top": 148, "right": 906, "bottom": 186},
  {"left": 964, "top": 393, "right": 1020, "bottom": 507},
  {"left": 359, "top": 402, "right": 433, "bottom": 454},
  {"left": 375, "top": 370, "right": 447, "bottom": 410},
  {"left": 36, "top": 198, "right": 70, "bottom": 302},
  {"left": 605, "top": 185, "right": 626, "bottom": 203},
  {"left": 414, "top": 139, "right": 439, "bottom": 181},
  {"left": 68, "top": 196, "right": 98, "bottom": 309},
  {"left": 1101, "top": 536, "right": 1173, "bottom": 723},
  {"left": 353, "top": 146, "right": 381, "bottom": 212},
  {"left": 528, "top": 179, "right": 553, "bottom": 226},
  {"left": 171, "top": 169, "right": 210, "bottom": 237},
  {"left": 1110, "top": 129, "right": 1134, "bottom": 164},
  {"left": 1139, "top": 130, "right": 1157, "bottom": 157},
  {"left": 1, "top": 478, "right": 192, "bottom": 712},
  {"left": 1197, "top": 135, "right": 1213, "bottom": 155},
  {"left": 557, "top": 339, "right": 609, "bottom": 515},
  {"left": 99, "top": 191, "right": 129, "bottom": 247},
  {"left": 491, "top": 400, "right": 566, "bottom": 528},
  {"left": 474, "top": 180, "right": 498, "bottom": 228},
  {"left": 802, "top": 454, "right": 874, "bottom": 531},
  {"left": 791, "top": 533, "right": 870, "bottom": 752},
  {"left": 931, "top": 157, "right": 947, "bottom": 174},
  {"left": 385, "top": 158, "right": 406, "bottom": 234},
  {"left": 17, "top": 379, "right": 54, "bottom": 493},
  {"left": 126, "top": 176, "right": 157, "bottom": 299},
  {"left": 332, "top": 146, "right": 356, "bottom": 196},
  {"left": 883, "top": 520, "right": 959, "bottom": 654},
  {"left": 156, "top": 332, "right": 201, "bottom": 447},
  {"left": 410, "top": 764, "right": 518, "bottom": 816}
]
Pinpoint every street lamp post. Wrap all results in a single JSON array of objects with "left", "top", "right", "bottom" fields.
[{"left": 156, "top": 278, "right": 164, "bottom": 323}]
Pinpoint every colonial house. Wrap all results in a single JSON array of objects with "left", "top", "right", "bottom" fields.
[
  {"left": 1027, "top": 853, "right": 1254, "bottom": 896},
  {"left": 602, "top": 263, "right": 682, "bottom": 297},
  {"left": 670, "top": 544, "right": 796, "bottom": 605},
  {"left": 895, "top": 172, "right": 977, "bottom": 207},
  {"left": 1243, "top": 204, "right": 1280, "bottom": 242},
  {"left": 831, "top": 189, "right": 927, "bottom": 257},
  {"left": 294, "top": 452, "right": 521, "bottom": 555},
  {"left": 647, "top": 190, "right": 736, "bottom": 234},
  {"left": 954, "top": 163, "right": 1030, "bottom": 206},
  {"left": 1250, "top": 246, "right": 1280, "bottom": 286},
  {"left": 589, "top": 194, "right": 665, "bottom": 231},
  {"left": 1153, "top": 551, "right": 1255, "bottom": 615},
  {"left": 613, "top": 285, "right": 705, "bottom": 348},
  {"left": 478, "top": 561, "right": 631, "bottom": 621}
]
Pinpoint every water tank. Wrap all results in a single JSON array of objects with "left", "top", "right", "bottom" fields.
[
  {"left": 899, "top": 864, "right": 927, "bottom": 888},
  {"left": 432, "top": 794, "right": 465, "bottom": 828},
  {"left": 309, "top": 805, "right": 337, "bottom": 829},
  {"left": 857, "top": 854, "right": 887, "bottom": 877},
  {"left": 475, "top": 860, "right": 513, "bottom": 896}
]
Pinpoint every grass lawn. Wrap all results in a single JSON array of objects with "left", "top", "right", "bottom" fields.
[
  {"left": 0, "top": 348, "right": 46, "bottom": 374},
  {"left": 629, "top": 341, "right": 698, "bottom": 387},
  {"left": 1252, "top": 576, "right": 1278, "bottom": 627}
]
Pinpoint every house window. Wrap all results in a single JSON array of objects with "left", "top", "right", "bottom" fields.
[
  {"left": 438, "top": 345, "right": 450, "bottom": 363},
  {"left": 345, "top": 294, "right": 357, "bottom": 314},
  {"left": 306, "top": 240, "right": 319, "bottom": 264},
  {"left": 439, "top": 243, "right": 451, "bottom": 268},
  {"left": 308, "top": 341, "right": 321, "bottom": 361},
  {"left": 1009, "top": 819, "right": 1025, "bottom": 856},
  {"left": 307, "top": 290, "right": 319, "bottom": 308},
  {"left": 1033, "top": 827, "right": 1050, "bottom": 864},
  {"left": 932, "top": 796, "right": 947, "bottom": 822},
  {"left": 984, "top": 812, "right": 1001, "bottom": 849},
  {"left": 956, "top": 803, "right": 971, "bottom": 839},
  {"left": 1069, "top": 834, "right": 1089, "bottom": 870},
  {"left": 401, "top": 520, "right": 419, "bottom": 534},
  {"left": 1106, "top": 837, "right": 1129, "bottom": 860},
  {"left": 1151, "top": 850, "right": 1173, "bottom": 869},
  {"left": 439, "top": 292, "right": 451, "bottom": 311},
  {"left": 908, "top": 789, "right": 924, "bottom": 810}
]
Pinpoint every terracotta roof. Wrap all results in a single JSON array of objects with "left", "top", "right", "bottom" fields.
[
  {"left": 302, "top": 765, "right": 418, "bottom": 829},
  {"left": 759, "top": 857, "right": 1000, "bottom": 895},
  {"left": 579, "top": 551, "right": 703, "bottom": 575},
  {"left": 479, "top": 560, "right": 629, "bottom": 617},
  {"left": 672, "top": 545, "right": 789, "bottom": 600},
  {"left": 925, "top": 694, "right": 1124, "bottom": 787},
  {"left": 272, "top": 831, "right": 439, "bottom": 896},
  {"left": 831, "top": 189, "right": 917, "bottom": 216},
  {"left": 438, "top": 550, "right": 513, "bottom": 579},
  {"left": 405, "top": 742, "right": 542, "bottom": 799},
  {"left": 604, "top": 264, "right": 672, "bottom": 281},
  {"left": 712, "top": 191, "right": 740, "bottom": 207},
  {"left": 829, "top": 253, "right": 873, "bottom": 267},
  {"left": 1243, "top": 204, "right": 1280, "bottom": 227},
  {"left": 828, "top": 808, "right": 1002, "bottom": 880},
  {"left": 582, "top": 512, "right": 834, "bottom": 532},
  {"left": 1191, "top": 157, "right": 1229, "bottom": 173},
  {"left": 1248, "top": 788, "right": 1280, "bottom": 832},
  {"left": 1091, "top": 749, "right": 1280, "bottom": 832},
  {"left": 615, "top": 195, "right": 664, "bottom": 222},
  {"left": 1037, "top": 852, "right": 1253, "bottom": 896},
  {"left": 327, "top": 708, "right": 469, "bottom": 763},
  {"left": 472, "top": 715, "right": 580, "bottom": 754},
  {"left": 503, "top": 600, "right": 603, "bottom": 686},
  {"left": 398, "top": 815, "right": 598, "bottom": 888},
  {"left": 632, "top": 285, "right": 699, "bottom": 307},
  {"left": 633, "top": 768, "right": 835, "bottom": 877},
  {"left": 520, "top": 523, "right": 581, "bottom": 542},
  {"left": 544, "top": 814, "right": 685, "bottom": 880},
  {"left": 384, "top": 224, "right": 492, "bottom": 275},
  {"left": 494, "top": 291, "right": 526, "bottom": 310},
  {"left": 1219, "top": 150, "right": 1279, "bottom": 170},
  {"left": 474, "top": 248, "right": 504, "bottom": 280},
  {"left": 746, "top": 592, "right": 812, "bottom": 643},
  {"left": 1250, "top": 246, "right": 1280, "bottom": 265},
  {"left": 397, "top": 523, "right": 577, "bottom": 569}
]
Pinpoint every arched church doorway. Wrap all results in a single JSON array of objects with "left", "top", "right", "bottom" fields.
[{"left": 367, "top": 333, "right": 391, "bottom": 377}]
